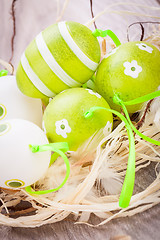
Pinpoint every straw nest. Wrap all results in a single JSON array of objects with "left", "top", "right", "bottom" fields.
[{"left": 0, "top": 8, "right": 160, "bottom": 228}]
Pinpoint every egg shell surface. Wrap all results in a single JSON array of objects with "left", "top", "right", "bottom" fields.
[
  {"left": 95, "top": 41, "right": 160, "bottom": 113},
  {"left": 16, "top": 21, "right": 101, "bottom": 99},
  {"left": 0, "top": 75, "right": 42, "bottom": 126},
  {"left": 43, "top": 88, "right": 113, "bottom": 151},
  {"left": 0, "top": 119, "right": 50, "bottom": 189}
]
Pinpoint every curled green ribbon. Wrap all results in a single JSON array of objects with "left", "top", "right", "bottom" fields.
[
  {"left": 123, "top": 90, "right": 160, "bottom": 106},
  {"left": 113, "top": 93, "right": 160, "bottom": 146},
  {"left": 25, "top": 142, "right": 70, "bottom": 195},
  {"left": 92, "top": 29, "right": 121, "bottom": 47},
  {"left": 0, "top": 69, "right": 8, "bottom": 77},
  {"left": 84, "top": 106, "right": 135, "bottom": 208}
]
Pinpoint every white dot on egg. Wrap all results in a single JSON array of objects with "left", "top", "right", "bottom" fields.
[
  {"left": 0, "top": 104, "right": 7, "bottom": 120},
  {"left": 5, "top": 179, "right": 25, "bottom": 188},
  {"left": 0, "top": 122, "right": 11, "bottom": 136}
]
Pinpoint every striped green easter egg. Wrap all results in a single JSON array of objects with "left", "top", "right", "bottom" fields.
[{"left": 16, "top": 21, "right": 101, "bottom": 99}]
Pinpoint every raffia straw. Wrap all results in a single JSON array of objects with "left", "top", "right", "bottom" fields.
[
  {"left": 56, "top": 0, "right": 60, "bottom": 21},
  {"left": 0, "top": 58, "right": 14, "bottom": 74},
  {"left": 85, "top": 2, "right": 160, "bottom": 27},
  {"left": 56, "top": 0, "right": 70, "bottom": 22}
]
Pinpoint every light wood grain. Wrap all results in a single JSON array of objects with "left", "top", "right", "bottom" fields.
[{"left": 0, "top": 0, "right": 160, "bottom": 239}]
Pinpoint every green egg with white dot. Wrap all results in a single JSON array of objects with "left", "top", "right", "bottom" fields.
[
  {"left": 16, "top": 21, "right": 101, "bottom": 99},
  {"left": 0, "top": 75, "right": 42, "bottom": 126},
  {"left": 95, "top": 41, "right": 160, "bottom": 113},
  {"left": 0, "top": 119, "right": 50, "bottom": 189},
  {"left": 43, "top": 88, "right": 113, "bottom": 151}
]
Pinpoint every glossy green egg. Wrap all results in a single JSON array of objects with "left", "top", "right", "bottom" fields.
[
  {"left": 43, "top": 88, "right": 113, "bottom": 151},
  {"left": 95, "top": 41, "right": 160, "bottom": 113},
  {"left": 16, "top": 21, "right": 101, "bottom": 100}
]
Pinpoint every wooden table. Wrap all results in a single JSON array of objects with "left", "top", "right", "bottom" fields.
[{"left": 0, "top": 0, "right": 160, "bottom": 239}]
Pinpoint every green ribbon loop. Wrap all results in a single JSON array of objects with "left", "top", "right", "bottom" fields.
[
  {"left": 123, "top": 90, "right": 160, "bottom": 106},
  {"left": 0, "top": 69, "right": 8, "bottom": 77},
  {"left": 92, "top": 29, "right": 121, "bottom": 47},
  {"left": 29, "top": 142, "right": 69, "bottom": 153},
  {"left": 84, "top": 106, "right": 135, "bottom": 208},
  {"left": 25, "top": 142, "right": 70, "bottom": 195},
  {"left": 113, "top": 94, "right": 160, "bottom": 146}
]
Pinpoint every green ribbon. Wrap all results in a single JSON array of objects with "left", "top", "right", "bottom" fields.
[
  {"left": 123, "top": 90, "right": 160, "bottom": 106},
  {"left": 25, "top": 142, "right": 70, "bottom": 195},
  {"left": 84, "top": 106, "right": 135, "bottom": 208},
  {"left": 0, "top": 69, "right": 8, "bottom": 77},
  {"left": 92, "top": 29, "right": 121, "bottom": 47},
  {"left": 113, "top": 93, "right": 160, "bottom": 146}
]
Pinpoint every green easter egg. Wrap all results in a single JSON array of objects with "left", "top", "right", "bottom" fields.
[
  {"left": 16, "top": 21, "right": 101, "bottom": 99},
  {"left": 95, "top": 41, "right": 160, "bottom": 113},
  {"left": 43, "top": 88, "right": 113, "bottom": 151}
]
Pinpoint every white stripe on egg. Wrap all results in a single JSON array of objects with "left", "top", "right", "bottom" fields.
[
  {"left": 58, "top": 21, "right": 98, "bottom": 71},
  {"left": 21, "top": 53, "right": 56, "bottom": 98},
  {"left": 36, "top": 32, "right": 81, "bottom": 87}
]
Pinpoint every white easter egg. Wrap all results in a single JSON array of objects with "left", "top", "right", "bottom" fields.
[
  {"left": 0, "top": 119, "right": 50, "bottom": 189},
  {"left": 0, "top": 75, "right": 42, "bottom": 127}
]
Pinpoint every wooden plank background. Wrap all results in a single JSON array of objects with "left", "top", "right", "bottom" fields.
[{"left": 0, "top": 0, "right": 160, "bottom": 239}]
